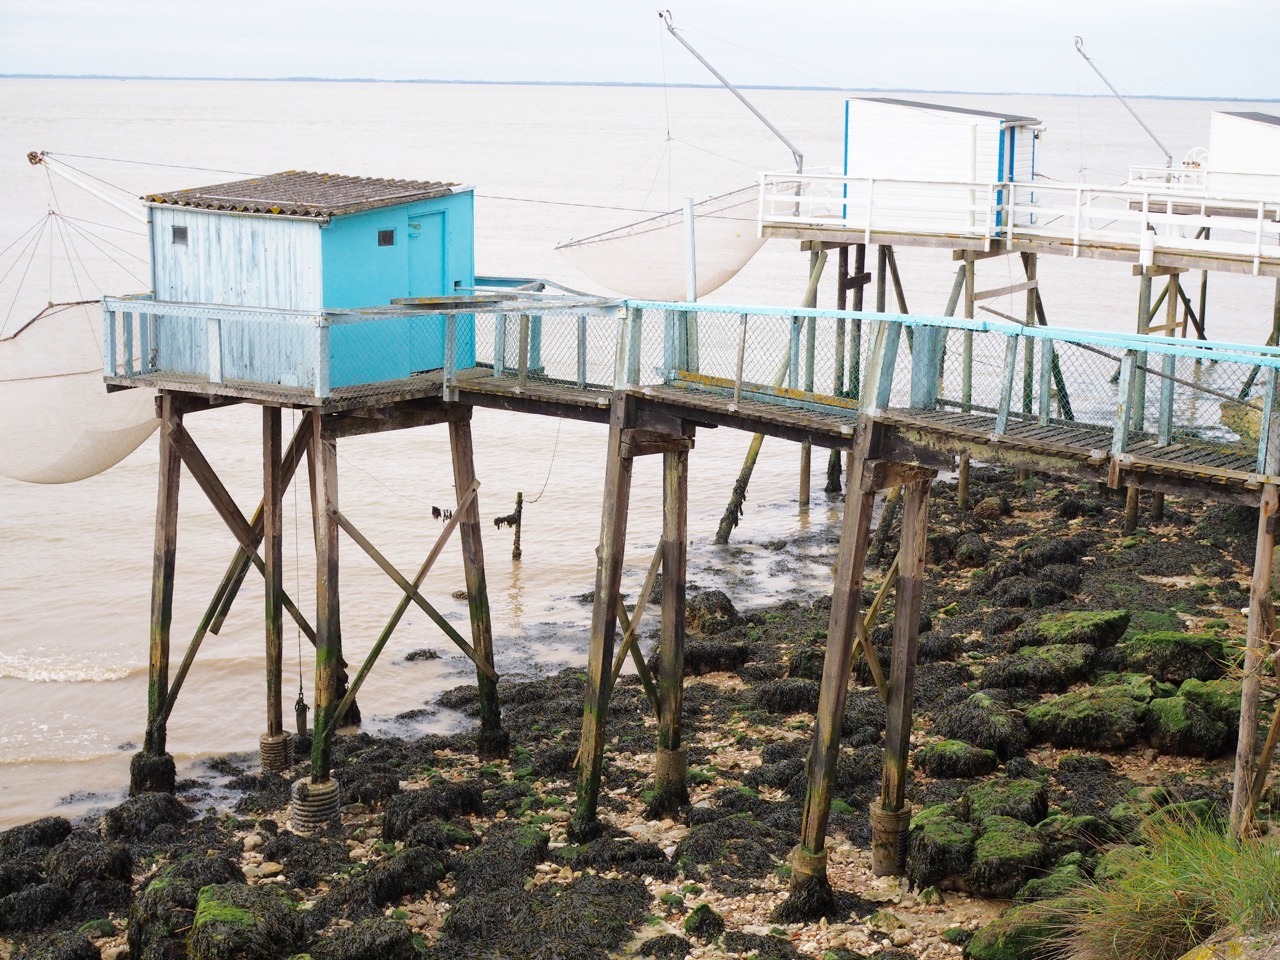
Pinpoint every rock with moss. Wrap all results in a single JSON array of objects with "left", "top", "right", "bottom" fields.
[
  {"left": 127, "top": 855, "right": 245, "bottom": 960},
  {"left": 966, "top": 900, "right": 1070, "bottom": 960},
  {"left": 1146, "top": 696, "right": 1231, "bottom": 757},
  {"left": 1029, "top": 610, "right": 1130, "bottom": 648},
  {"left": 1177, "top": 677, "right": 1242, "bottom": 727},
  {"left": 1092, "top": 843, "right": 1144, "bottom": 883},
  {"left": 963, "top": 779, "right": 1049, "bottom": 826},
  {"left": 906, "top": 805, "right": 977, "bottom": 890},
  {"left": 982, "top": 644, "right": 1096, "bottom": 693},
  {"left": 932, "top": 692, "right": 1030, "bottom": 760},
  {"left": 1035, "top": 814, "right": 1108, "bottom": 858},
  {"left": 1026, "top": 686, "right": 1148, "bottom": 749},
  {"left": 1093, "top": 671, "right": 1177, "bottom": 703},
  {"left": 1015, "top": 861, "right": 1085, "bottom": 902},
  {"left": 966, "top": 816, "right": 1050, "bottom": 898},
  {"left": 187, "top": 883, "right": 302, "bottom": 960},
  {"left": 914, "top": 740, "right": 999, "bottom": 779},
  {"left": 1121, "top": 631, "right": 1226, "bottom": 684}
]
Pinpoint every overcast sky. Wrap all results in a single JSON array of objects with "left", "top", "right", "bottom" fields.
[{"left": 1, "top": 0, "right": 1274, "bottom": 99}]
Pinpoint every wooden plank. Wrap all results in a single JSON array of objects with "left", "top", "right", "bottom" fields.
[
  {"left": 449, "top": 415, "right": 508, "bottom": 758},
  {"left": 973, "top": 278, "right": 1038, "bottom": 302},
  {"left": 881, "top": 477, "right": 932, "bottom": 815},
  {"left": 573, "top": 394, "right": 635, "bottom": 839}
]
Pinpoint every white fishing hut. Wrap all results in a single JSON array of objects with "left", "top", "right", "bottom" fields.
[
  {"left": 1205, "top": 111, "right": 1280, "bottom": 201},
  {"left": 839, "top": 97, "right": 1042, "bottom": 234}
]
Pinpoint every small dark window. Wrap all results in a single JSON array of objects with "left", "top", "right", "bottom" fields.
[
  {"left": 171, "top": 226, "right": 188, "bottom": 245},
  {"left": 377, "top": 229, "right": 396, "bottom": 247}
]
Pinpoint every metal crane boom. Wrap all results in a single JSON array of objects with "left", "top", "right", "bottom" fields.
[{"left": 1073, "top": 37, "right": 1173, "bottom": 168}]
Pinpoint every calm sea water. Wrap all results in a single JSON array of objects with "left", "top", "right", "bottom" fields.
[{"left": 0, "top": 79, "right": 1276, "bottom": 827}]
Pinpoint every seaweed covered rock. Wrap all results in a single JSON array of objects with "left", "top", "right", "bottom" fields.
[
  {"left": 1026, "top": 686, "right": 1148, "bottom": 749},
  {"left": 1121, "top": 631, "right": 1227, "bottom": 684},
  {"left": 1015, "top": 860, "right": 1086, "bottom": 903},
  {"left": 0, "top": 818, "right": 71, "bottom": 858},
  {"left": 102, "top": 792, "right": 192, "bottom": 841},
  {"left": 1035, "top": 814, "right": 1108, "bottom": 858},
  {"left": 12, "top": 931, "right": 99, "bottom": 960},
  {"left": 966, "top": 899, "right": 1069, "bottom": 960},
  {"left": 982, "top": 644, "right": 1095, "bottom": 693},
  {"left": 721, "top": 932, "right": 800, "bottom": 959},
  {"left": 989, "top": 576, "right": 1069, "bottom": 610},
  {"left": 914, "top": 740, "right": 998, "bottom": 779},
  {"left": 127, "top": 855, "right": 245, "bottom": 960},
  {"left": 0, "top": 883, "right": 69, "bottom": 934},
  {"left": 683, "top": 903, "right": 725, "bottom": 939},
  {"left": 1028, "top": 610, "right": 1130, "bottom": 648},
  {"left": 43, "top": 838, "right": 133, "bottom": 920},
  {"left": 187, "top": 883, "right": 302, "bottom": 960},
  {"left": 381, "top": 781, "right": 484, "bottom": 842},
  {"left": 451, "top": 822, "right": 549, "bottom": 896},
  {"left": 673, "top": 812, "right": 789, "bottom": 894},
  {"left": 686, "top": 590, "right": 739, "bottom": 635},
  {"left": 752, "top": 678, "right": 820, "bottom": 715},
  {"left": 638, "top": 933, "right": 694, "bottom": 959},
  {"left": 553, "top": 836, "right": 675, "bottom": 880},
  {"left": 311, "top": 916, "right": 416, "bottom": 960},
  {"left": 963, "top": 779, "right": 1049, "bottom": 826},
  {"left": 955, "top": 533, "right": 991, "bottom": 568},
  {"left": 259, "top": 831, "right": 350, "bottom": 889},
  {"left": 433, "top": 872, "right": 649, "bottom": 960},
  {"left": 680, "top": 639, "right": 751, "bottom": 676},
  {"left": 932, "top": 692, "right": 1029, "bottom": 760},
  {"left": 1146, "top": 696, "right": 1231, "bottom": 757},
  {"left": 966, "top": 816, "right": 1050, "bottom": 898},
  {"left": 905, "top": 805, "right": 976, "bottom": 891}
]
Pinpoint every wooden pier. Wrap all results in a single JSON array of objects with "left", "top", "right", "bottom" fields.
[{"left": 101, "top": 284, "right": 1280, "bottom": 911}]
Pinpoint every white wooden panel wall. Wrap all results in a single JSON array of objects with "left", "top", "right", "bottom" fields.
[
  {"left": 845, "top": 100, "right": 1003, "bottom": 182},
  {"left": 1206, "top": 113, "right": 1280, "bottom": 200},
  {"left": 150, "top": 208, "right": 323, "bottom": 310}
]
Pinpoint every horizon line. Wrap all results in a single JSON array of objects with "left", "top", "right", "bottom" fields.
[{"left": 1, "top": 74, "right": 1276, "bottom": 103}]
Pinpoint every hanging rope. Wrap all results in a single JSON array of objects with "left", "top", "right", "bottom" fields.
[{"left": 526, "top": 419, "right": 563, "bottom": 505}]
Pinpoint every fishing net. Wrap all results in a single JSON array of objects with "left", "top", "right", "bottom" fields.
[
  {"left": 0, "top": 301, "right": 157, "bottom": 484},
  {"left": 555, "top": 183, "right": 775, "bottom": 300}
]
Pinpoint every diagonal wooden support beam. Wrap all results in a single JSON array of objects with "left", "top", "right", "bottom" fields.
[
  {"left": 167, "top": 420, "right": 316, "bottom": 638},
  {"left": 855, "top": 552, "right": 896, "bottom": 704},
  {"left": 329, "top": 481, "right": 484, "bottom": 736},
  {"left": 606, "top": 542, "right": 665, "bottom": 716},
  {"left": 159, "top": 422, "right": 317, "bottom": 724},
  {"left": 332, "top": 497, "right": 497, "bottom": 683},
  {"left": 211, "top": 414, "right": 313, "bottom": 634}
]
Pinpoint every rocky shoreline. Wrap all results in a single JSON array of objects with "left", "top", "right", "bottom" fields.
[{"left": 0, "top": 468, "right": 1265, "bottom": 960}]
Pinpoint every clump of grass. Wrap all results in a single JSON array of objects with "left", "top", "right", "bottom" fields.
[{"left": 1052, "top": 808, "right": 1280, "bottom": 960}]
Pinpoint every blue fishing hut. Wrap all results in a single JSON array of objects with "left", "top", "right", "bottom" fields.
[{"left": 144, "top": 171, "right": 476, "bottom": 391}]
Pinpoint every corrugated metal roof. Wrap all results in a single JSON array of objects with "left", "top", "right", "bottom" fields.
[
  {"left": 1222, "top": 111, "right": 1280, "bottom": 128},
  {"left": 144, "top": 171, "right": 464, "bottom": 219},
  {"left": 856, "top": 97, "right": 1039, "bottom": 126}
]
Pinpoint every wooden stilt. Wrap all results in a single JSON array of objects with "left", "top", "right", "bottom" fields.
[
  {"left": 1232, "top": 482, "right": 1280, "bottom": 834},
  {"left": 957, "top": 254, "right": 974, "bottom": 509},
  {"left": 572, "top": 395, "right": 635, "bottom": 840},
  {"left": 261, "top": 406, "right": 289, "bottom": 772},
  {"left": 873, "top": 476, "right": 933, "bottom": 876},
  {"left": 132, "top": 392, "right": 182, "bottom": 795},
  {"left": 310, "top": 412, "right": 340, "bottom": 784},
  {"left": 449, "top": 411, "right": 508, "bottom": 759},
  {"left": 651, "top": 444, "right": 690, "bottom": 817},
  {"left": 826, "top": 246, "right": 849, "bottom": 494},
  {"left": 800, "top": 250, "right": 819, "bottom": 507},
  {"left": 1123, "top": 485, "right": 1141, "bottom": 535},
  {"left": 778, "top": 426, "right": 877, "bottom": 919}
]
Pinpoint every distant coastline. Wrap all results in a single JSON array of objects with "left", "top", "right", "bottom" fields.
[{"left": 1, "top": 74, "right": 1276, "bottom": 103}]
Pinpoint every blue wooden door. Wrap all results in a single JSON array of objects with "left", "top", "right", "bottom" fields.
[{"left": 407, "top": 212, "right": 446, "bottom": 297}]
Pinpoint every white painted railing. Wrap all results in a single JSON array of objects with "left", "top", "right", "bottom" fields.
[{"left": 759, "top": 172, "right": 1280, "bottom": 274}]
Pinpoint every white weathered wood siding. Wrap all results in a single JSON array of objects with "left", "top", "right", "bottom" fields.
[
  {"left": 149, "top": 207, "right": 323, "bottom": 385},
  {"left": 1207, "top": 113, "right": 1280, "bottom": 201},
  {"left": 844, "top": 99, "right": 1004, "bottom": 235}
]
